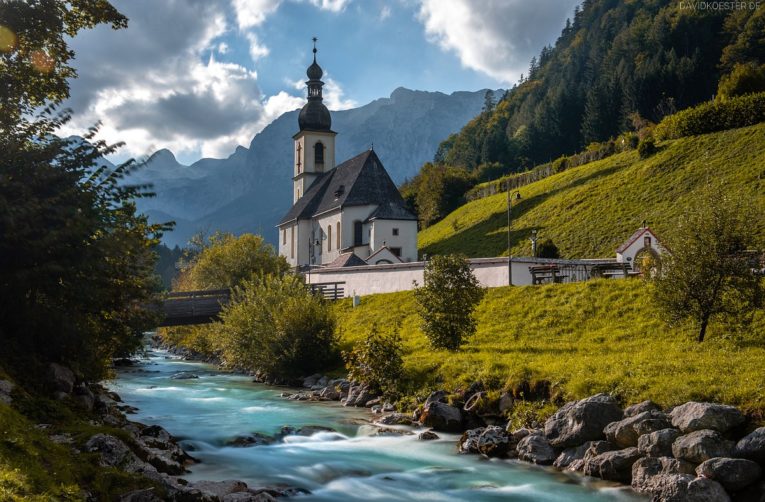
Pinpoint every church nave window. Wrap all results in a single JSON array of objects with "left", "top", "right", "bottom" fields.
[
  {"left": 328, "top": 224, "right": 332, "bottom": 252},
  {"left": 353, "top": 220, "right": 363, "bottom": 246}
]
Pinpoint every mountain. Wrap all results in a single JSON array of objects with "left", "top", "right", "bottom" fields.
[
  {"left": 417, "top": 122, "right": 765, "bottom": 259},
  {"left": 129, "top": 87, "right": 496, "bottom": 247}
]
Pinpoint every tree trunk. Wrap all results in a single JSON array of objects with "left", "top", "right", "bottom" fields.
[{"left": 698, "top": 316, "right": 710, "bottom": 342}]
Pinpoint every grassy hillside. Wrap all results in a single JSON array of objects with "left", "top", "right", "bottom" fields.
[
  {"left": 333, "top": 280, "right": 765, "bottom": 418},
  {"left": 418, "top": 123, "right": 765, "bottom": 258}
]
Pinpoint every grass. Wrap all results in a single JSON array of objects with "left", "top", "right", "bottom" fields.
[
  {"left": 333, "top": 279, "right": 765, "bottom": 420},
  {"left": 0, "top": 391, "right": 164, "bottom": 501},
  {"left": 418, "top": 123, "right": 765, "bottom": 258}
]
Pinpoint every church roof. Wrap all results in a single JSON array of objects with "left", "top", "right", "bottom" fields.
[
  {"left": 366, "top": 201, "right": 418, "bottom": 222},
  {"left": 326, "top": 252, "right": 367, "bottom": 268},
  {"left": 279, "top": 150, "right": 414, "bottom": 225},
  {"left": 616, "top": 226, "right": 660, "bottom": 253}
]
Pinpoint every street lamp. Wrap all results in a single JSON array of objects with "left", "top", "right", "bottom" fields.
[
  {"left": 507, "top": 190, "right": 521, "bottom": 285},
  {"left": 530, "top": 228, "right": 538, "bottom": 258}
]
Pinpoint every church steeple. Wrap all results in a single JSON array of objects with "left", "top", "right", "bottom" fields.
[
  {"left": 298, "top": 38, "right": 331, "bottom": 131},
  {"left": 292, "top": 38, "right": 336, "bottom": 204}
]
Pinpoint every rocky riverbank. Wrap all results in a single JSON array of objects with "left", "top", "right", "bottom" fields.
[{"left": 282, "top": 372, "right": 765, "bottom": 501}]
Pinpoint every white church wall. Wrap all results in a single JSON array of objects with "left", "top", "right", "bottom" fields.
[{"left": 370, "top": 219, "right": 418, "bottom": 262}]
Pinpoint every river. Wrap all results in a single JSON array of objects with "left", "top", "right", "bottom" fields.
[{"left": 108, "top": 349, "right": 644, "bottom": 501}]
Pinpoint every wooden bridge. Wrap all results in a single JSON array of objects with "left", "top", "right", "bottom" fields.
[{"left": 156, "top": 282, "right": 345, "bottom": 327}]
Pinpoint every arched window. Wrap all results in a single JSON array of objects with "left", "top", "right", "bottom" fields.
[
  {"left": 327, "top": 224, "right": 332, "bottom": 252},
  {"left": 353, "top": 220, "right": 363, "bottom": 246},
  {"left": 314, "top": 142, "right": 324, "bottom": 165},
  {"left": 336, "top": 221, "right": 341, "bottom": 250}
]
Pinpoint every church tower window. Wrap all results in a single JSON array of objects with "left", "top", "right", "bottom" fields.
[{"left": 315, "top": 142, "right": 324, "bottom": 166}]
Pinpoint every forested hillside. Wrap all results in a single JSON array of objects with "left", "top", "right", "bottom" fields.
[{"left": 403, "top": 0, "right": 765, "bottom": 227}]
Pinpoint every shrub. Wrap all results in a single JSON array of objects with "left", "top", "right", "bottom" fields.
[
  {"left": 637, "top": 136, "right": 657, "bottom": 158},
  {"left": 551, "top": 156, "right": 569, "bottom": 174},
  {"left": 343, "top": 326, "right": 404, "bottom": 397},
  {"left": 717, "top": 63, "right": 765, "bottom": 101},
  {"left": 217, "top": 275, "right": 338, "bottom": 378},
  {"left": 654, "top": 92, "right": 765, "bottom": 140},
  {"left": 414, "top": 255, "right": 485, "bottom": 350},
  {"left": 536, "top": 239, "right": 560, "bottom": 259}
]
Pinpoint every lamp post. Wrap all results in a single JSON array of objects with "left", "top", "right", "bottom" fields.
[{"left": 507, "top": 189, "right": 522, "bottom": 285}]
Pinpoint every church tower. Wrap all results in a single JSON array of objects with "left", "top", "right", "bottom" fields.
[{"left": 293, "top": 39, "right": 336, "bottom": 203}]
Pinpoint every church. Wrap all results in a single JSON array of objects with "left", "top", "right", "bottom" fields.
[{"left": 278, "top": 45, "right": 418, "bottom": 268}]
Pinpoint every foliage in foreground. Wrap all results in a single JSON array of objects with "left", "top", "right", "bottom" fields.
[
  {"left": 414, "top": 255, "right": 485, "bottom": 350},
  {"left": 654, "top": 92, "right": 765, "bottom": 140},
  {"left": 343, "top": 327, "right": 404, "bottom": 398},
  {"left": 652, "top": 191, "right": 764, "bottom": 342},
  {"left": 217, "top": 275, "right": 338, "bottom": 379},
  {"left": 333, "top": 280, "right": 765, "bottom": 418}
]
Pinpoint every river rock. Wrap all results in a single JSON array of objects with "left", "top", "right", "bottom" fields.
[
  {"left": 696, "top": 457, "right": 762, "bottom": 492},
  {"left": 223, "top": 493, "right": 277, "bottom": 502},
  {"left": 583, "top": 447, "right": 642, "bottom": 483},
  {"left": 573, "top": 440, "right": 617, "bottom": 472},
  {"left": 424, "top": 390, "right": 448, "bottom": 406},
  {"left": 458, "top": 428, "right": 483, "bottom": 454},
  {"left": 632, "top": 456, "right": 696, "bottom": 492},
  {"left": 0, "top": 379, "right": 15, "bottom": 405},
  {"left": 302, "top": 373, "right": 322, "bottom": 388},
  {"left": 544, "top": 393, "right": 623, "bottom": 448},
  {"left": 420, "top": 401, "right": 462, "bottom": 432},
  {"left": 85, "top": 433, "right": 142, "bottom": 469},
  {"left": 72, "top": 383, "right": 95, "bottom": 411},
  {"left": 604, "top": 410, "right": 671, "bottom": 448},
  {"left": 189, "top": 480, "right": 249, "bottom": 499},
  {"left": 226, "top": 433, "right": 275, "bottom": 447},
  {"left": 119, "top": 488, "right": 163, "bottom": 502},
  {"left": 170, "top": 372, "right": 199, "bottom": 380},
  {"left": 418, "top": 431, "right": 439, "bottom": 441},
  {"left": 670, "top": 402, "right": 745, "bottom": 433},
  {"left": 673, "top": 429, "right": 735, "bottom": 464},
  {"left": 624, "top": 400, "right": 662, "bottom": 417},
  {"left": 734, "top": 427, "right": 765, "bottom": 464},
  {"left": 517, "top": 433, "right": 557, "bottom": 465},
  {"left": 477, "top": 426, "right": 512, "bottom": 458},
  {"left": 498, "top": 392, "right": 514, "bottom": 413},
  {"left": 48, "top": 363, "right": 75, "bottom": 394},
  {"left": 638, "top": 428, "right": 681, "bottom": 458},
  {"left": 554, "top": 441, "right": 593, "bottom": 469},
  {"left": 376, "top": 413, "right": 413, "bottom": 426}
]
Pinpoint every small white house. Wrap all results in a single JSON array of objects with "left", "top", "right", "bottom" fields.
[
  {"left": 277, "top": 46, "right": 418, "bottom": 268},
  {"left": 616, "top": 226, "right": 664, "bottom": 272}
]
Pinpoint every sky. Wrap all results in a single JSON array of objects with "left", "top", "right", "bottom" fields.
[{"left": 61, "top": 0, "right": 580, "bottom": 165}]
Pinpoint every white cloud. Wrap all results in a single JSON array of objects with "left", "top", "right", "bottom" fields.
[
  {"left": 380, "top": 5, "right": 392, "bottom": 20},
  {"left": 307, "top": 0, "right": 351, "bottom": 12},
  {"left": 417, "top": 0, "right": 578, "bottom": 83},
  {"left": 323, "top": 77, "right": 357, "bottom": 110},
  {"left": 231, "top": 0, "right": 282, "bottom": 29},
  {"left": 245, "top": 32, "right": 270, "bottom": 61},
  {"left": 218, "top": 42, "right": 229, "bottom": 54}
]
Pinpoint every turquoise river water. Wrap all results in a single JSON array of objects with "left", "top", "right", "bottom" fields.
[{"left": 108, "top": 349, "right": 645, "bottom": 501}]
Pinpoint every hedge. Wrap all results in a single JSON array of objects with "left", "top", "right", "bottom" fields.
[{"left": 654, "top": 92, "right": 765, "bottom": 140}]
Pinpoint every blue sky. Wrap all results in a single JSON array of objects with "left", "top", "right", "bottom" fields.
[{"left": 62, "top": 0, "right": 579, "bottom": 164}]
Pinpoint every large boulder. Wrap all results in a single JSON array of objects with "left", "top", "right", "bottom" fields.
[
  {"left": 420, "top": 401, "right": 462, "bottom": 432},
  {"left": 544, "top": 393, "right": 623, "bottom": 448},
  {"left": 583, "top": 447, "right": 642, "bottom": 483},
  {"left": 189, "top": 480, "right": 249, "bottom": 499},
  {"left": 670, "top": 402, "right": 745, "bottom": 434},
  {"left": 632, "top": 456, "right": 696, "bottom": 492},
  {"left": 517, "top": 433, "right": 557, "bottom": 465},
  {"left": 48, "top": 363, "right": 75, "bottom": 394},
  {"left": 85, "top": 434, "right": 141, "bottom": 469},
  {"left": 476, "top": 426, "right": 513, "bottom": 458},
  {"left": 624, "top": 400, "right": 662, "bottom": 417},
  {"left": 570, "top": 440, "right": 616, "bottom": 472},
  {"left": 458, "top": 428, "right": 483, "bottom": 454},
  {"left": 638, "top": 428, "right": 681, "bottom": 458},
  {"left": 696, "top": 457, "right": 762, "bottom": 492},
  {"left": 673, "top": 429, "right": 735, "bottom": 464},
  {"left": 376, "top": 413, "right": 414, "bottom": 426},
  {"left": 734, "top": 427, "right": 765, "bottom": 464},
  {"left": 632, "top": 469, "right": 730, "bottom": 502},
  {"left": 604, "top": 410, "right": 671, "bottom": 448}
]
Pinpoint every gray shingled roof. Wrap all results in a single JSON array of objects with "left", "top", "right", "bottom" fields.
[
  {"left": 279, "top": 149, "right": 413, "bottom": 225},
  {"left": 366, "top": 201, "right": 417, "bottom": 222},
  {"left": 326, "top": 252, "right": 368, "bottom": 268}
]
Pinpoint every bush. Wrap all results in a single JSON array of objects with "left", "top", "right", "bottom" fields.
[
  {"left": 217, "top": 275, "right": 338, "bottom": 378},
  {"left": 414, "top": 255, "right": 485, "bottom": 350},
  {"left": 654, "top": 92, "right": 765, "bottom": 140},
  {"left": 343, "top": 326, "right": 404, "bottom": 397},
  {"left": 637, "top": 136, "right": 657, "bottom": 158},
  {"left": 717, "top": 63, "right": 765, "bottom": 101},
  {"left": 551, "top": 156, "right": 569, "bottom": 174},
  {"left": 536, "top": 239, "right": 560, "bottom": 259}
]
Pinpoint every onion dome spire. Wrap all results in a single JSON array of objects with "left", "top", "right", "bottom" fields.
[{"left": 298, "top": 37, "right": 331, "bottom": 131}]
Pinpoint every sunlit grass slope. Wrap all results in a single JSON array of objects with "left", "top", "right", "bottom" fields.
[
  {"left": 418, "top": 123, "right": 765, "bottom": 258},
  {"left": 333, "top": 280, "right": 765, "bottom": 418}
]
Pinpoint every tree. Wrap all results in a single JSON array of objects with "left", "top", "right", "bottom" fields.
[
  {"left": 216, "top": 275, "right": 338, "bottom": 379},
  {"left": 652, "top": 193, "right": 764, "bottom": 342},
  {"left": 414, "top": 255, "right": 485, "bottom": 350},
  {"left": 536, "top": 239, "right": 560, "bottom": 259},
  {"left": 343, "top": 326, "right": 404, "bottom": 398},
  {"left": 717, "top": 63, "right": 765, "bottom": 101}
]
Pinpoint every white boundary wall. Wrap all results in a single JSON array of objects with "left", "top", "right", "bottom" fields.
[{"left": 304, "top": 257, "right": 614, "bottom": 297}]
